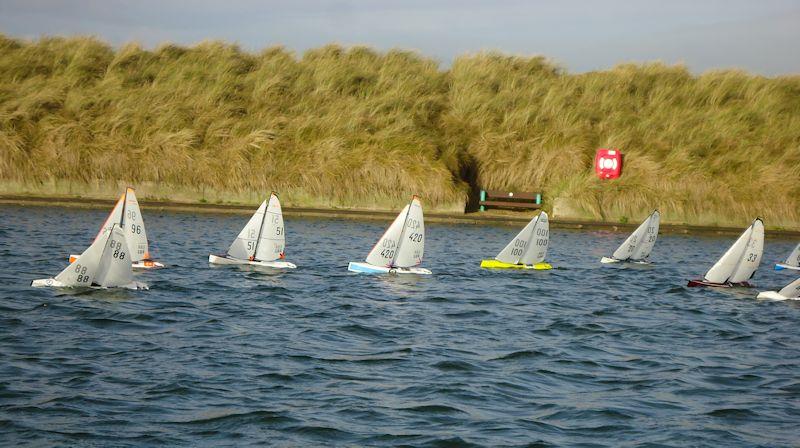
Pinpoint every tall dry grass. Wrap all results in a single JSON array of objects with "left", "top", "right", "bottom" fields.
[
  {"left": 1, "top": 36, "right": 799, "bottom": 225},
  {"left": 446, "top": 53, "right": 800, "bottom": 227},
  {"left": 0, "top": 36, "right": 463, "bottom": 211}
]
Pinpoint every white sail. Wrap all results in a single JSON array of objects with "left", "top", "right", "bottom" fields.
[
  {"left": 495, "top": 215, "right": 538, "bottom": 264},
  {"left": 612, "top": 210, "right": 659, "bottom": 261},
  {"left": 783, "top": 242, "right": 800, "bottom": 267},
  {"left": 728, "top": 219, "right": 764, "bottom": 283},
  {"left": 121, "top": 188, "right": 149, "bottom": 262},
  {"left": 55, "top": 228, "right": 110, "bottom": 286},
  {"left": 778, "top": 277, "right": 800, "bottom": 298},
  {"left": 393, "top": 197, "right": 425, "bottom": 268},
  {"left": 94, "top": 225, "right": 134, "bottom": 287},
  {"left": 365, "top": 204, "right": 407, "bottom": 267},
  {"left": 227, "top": 200, "right": 267, "bottom": 260},
  {"left": 254, "top": 193, "right": 285, "bottom": 262},
  {"left": 520, "top": 211, "right": 549, "bottom": 265},
  {"left": 704, "top": 219, "right": 762, "bottom": 284},
  {"left": 630, "top": 210, "right": 660, "bottom": 261}
]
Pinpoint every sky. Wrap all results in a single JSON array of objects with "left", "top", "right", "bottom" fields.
[{"left": 0, "top": 0, "right": 798, "bottom": 75}]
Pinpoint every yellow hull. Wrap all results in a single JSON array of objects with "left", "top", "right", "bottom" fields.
[{"left": 480, "top": 259, "right": 552, "bottom": 270}]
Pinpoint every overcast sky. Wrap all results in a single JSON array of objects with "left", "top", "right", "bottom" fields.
[{"left": 1, "top": 0, "right": 798, "bottom": 75}]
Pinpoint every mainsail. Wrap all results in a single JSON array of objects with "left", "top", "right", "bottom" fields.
[
  {"left": 611, "top": 210, "right": 660, "bottom": 261},
  {"left": 704, "top": 218, "right": 764, "bottom": 284},
  {"left": 782, "top": 242, "right": 800, "bottom": 268},
  {"left": 227, "top": 200, "right": 267, "bottom": 261},
  {"left": 122, "top": 188, "right": 149, "bottom": 262},
  {"left": 254, "top": 194, "right": 286, "bottom": 262},
  {"left": 90, "top": 188, "right": 150, "bottom": 262},
  {"left": 520, "top": 211, "right": 550, "bottom": 265},
  {"left": 778, "top": 277, "right": 800, "bottom": 299},
  {"left": 392, "top": 197, "right": 425, "bottom": 268},
  {"left": 365, "top": 196, "right": 424, "bottom": 268},
  {"left": 93, "top": 225, "right": 134, "bottom": 287},
  {"left": 55, "top": 224, "right": 133, "bottom": 287},
  {"left": 495, "top": 215, "right": 538, "bottom": 264}
]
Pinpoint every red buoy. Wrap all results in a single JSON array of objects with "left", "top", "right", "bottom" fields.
[{"left": 595, "top": 148, "right": 623, "bottom": 180}]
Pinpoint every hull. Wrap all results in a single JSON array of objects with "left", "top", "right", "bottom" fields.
[
  {"left": 774, "top": 263, "right": 800, "bottom": 271},
  {"left": 756, "top": 290, "right": 796, "bottom": 301},
  {"left": 601, "top": 257, "right": 651, "bottom": 265},
  {"left": 687, "top": 279, "right": 753, "bottom": 288},
  {"left": 31, "top": 278, "right": 148, "bottom": 290},
  {"left": 480, "top": 259, "right": 552, "bottom": 270},
  {"left": 70, "top": 254, "right": 164, "bottom": 270},
  {"left": 208, "top": 254, "right": 297, "bottom": 269},
  {"left": 347, "top": 262, "right": 432, "bottom": 275}
]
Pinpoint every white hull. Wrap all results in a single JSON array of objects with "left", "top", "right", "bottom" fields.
[
  {"left": 756, "top": 290, "right": 798, "bottom": 301},
  {"left": 347, "top": 261, "right": 432, "bottom": 275},
  {"left": 601, "top": 256, "right": 650, "bottom": 264},
  {"left": 70, "top": 254, "right": 164, "bottom": 270},
  {"left": 774, "top": 263, "right": 800, "bottom": 271},
  {"left": 208, "top": 254, "right": 297, "bottom": 269},
  {"left": 31, "top": 278, "right": 148, "bottom": 290}
]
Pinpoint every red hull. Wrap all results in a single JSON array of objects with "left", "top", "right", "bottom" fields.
[{"left": 687, "top": 279, "right": 753, "bottom": 288}]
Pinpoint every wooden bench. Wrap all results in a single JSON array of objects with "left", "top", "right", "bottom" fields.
[{"left": 479, "top": 189, "right": 542, "bottom": 211}]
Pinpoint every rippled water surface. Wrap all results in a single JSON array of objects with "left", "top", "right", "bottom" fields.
[{"left": 2, "top": 205, "right": 800, "bottom": 447}]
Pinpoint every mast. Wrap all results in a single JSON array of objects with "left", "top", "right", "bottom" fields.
[
  {"left": 120, "top": 188, "right": 128, "bottom": 229},
  {"left": 251, "top": 196, "right": 271, "bottom": 261},
  {"left": 390, "top": 196, "right": 416, "bottom": 268}
]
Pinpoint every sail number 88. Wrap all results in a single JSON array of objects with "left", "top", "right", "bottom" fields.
[
  {"left": 109, "top": 239, "right": 126, "bottom": 260},
  {"left": 73, "top": 263, "right": 90, "bottom": 283}
]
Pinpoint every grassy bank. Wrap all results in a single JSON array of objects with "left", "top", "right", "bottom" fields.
[{"left": 1, "top": 35, "right": 799, "bottom": 227}]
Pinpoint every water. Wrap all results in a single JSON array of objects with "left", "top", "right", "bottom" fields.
[{"left": 1, "top": 205, "right": 799, "bottom": 447}]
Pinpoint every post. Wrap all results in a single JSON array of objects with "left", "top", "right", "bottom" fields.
[
  {"left": 479, "top": 190, "right": 486, "bottom": 212},
  {"left": 536, "top": 193, "right": 541, "bottom": 205}
]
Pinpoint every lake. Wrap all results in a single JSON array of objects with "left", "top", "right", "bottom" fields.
[{"left": 1, "top": 205, "right": 799, "bottom": 447}]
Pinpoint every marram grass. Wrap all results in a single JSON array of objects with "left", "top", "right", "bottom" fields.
[{"left": 1, "top": 35, "right": 798, "bottom": 227}]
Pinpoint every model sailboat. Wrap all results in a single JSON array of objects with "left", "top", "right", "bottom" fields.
[
  {"left": 70, "top": 187, "right": 164, "bottom": 269},
  {"left": 33, "top": 224, "right": 148, "bottom": 290},
  {"left": 209, "top": 193, "right": 296, "bottom": 269},
  {"left": 480, "top": 211, "right": 552, "bottom": 270},
  {"left": 756, "top": 277, "right": 800, "bottom": 301},
  {"left": 774, "top": 242, "right": 800, "bottom": 271},
  {"left": 687, "top": 218, "right": 764, "bottom": 288},
  {"left": 601, "top": 210, "right": 660, "bottom": 264},
  {"left": 348, "top": 196, "right": 431, "bottom": 275}
]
